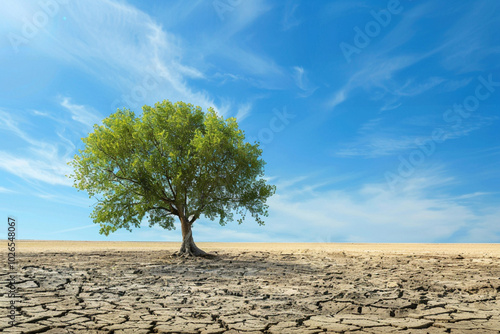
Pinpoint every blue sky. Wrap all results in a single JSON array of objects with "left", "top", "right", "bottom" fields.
[{"left": 1, "top": 0, "right": 499, "bottom": 243}]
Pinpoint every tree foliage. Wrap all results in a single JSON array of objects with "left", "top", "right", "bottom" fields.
[{"left": 68, "top": 100, "right": 276, "bottom": 237}]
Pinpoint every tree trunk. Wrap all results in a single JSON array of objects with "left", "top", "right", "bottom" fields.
[{"left": 177, "top": 216, "right": 208, "bottom": 257}]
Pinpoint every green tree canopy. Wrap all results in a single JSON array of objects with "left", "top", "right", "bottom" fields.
[{"left": 68, "top": 100, "right": 275, "bottom": 256}]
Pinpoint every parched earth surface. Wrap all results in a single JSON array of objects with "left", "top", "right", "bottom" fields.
[{"left": 1, "top": 242, "right": 500, "bottom": 333}]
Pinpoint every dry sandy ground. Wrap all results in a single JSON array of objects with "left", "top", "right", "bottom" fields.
[{"left": 1, "top": 241, "right": 499, "bottom": 333}]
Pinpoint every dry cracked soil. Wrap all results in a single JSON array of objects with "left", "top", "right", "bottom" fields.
[{"left": 1, "top": 241, "right": 500, "bottom": 334}]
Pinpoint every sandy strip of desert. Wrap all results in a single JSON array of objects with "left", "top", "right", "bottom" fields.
[{"left": 1, "top": 241, "right": 499, "bottom": 333}]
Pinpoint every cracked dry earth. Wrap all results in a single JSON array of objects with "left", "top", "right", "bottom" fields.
[{"left": 1, "top": 243, "right": 500, "bottom": 334}]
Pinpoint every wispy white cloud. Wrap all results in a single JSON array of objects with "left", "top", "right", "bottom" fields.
[
  {"left": 336, "top": 136, "right": 421, "bottom": 158},
  {"left": 440, "top": 2, "right": 500, "bottom": 73},
  {"left": 0, "top": 108, "right": 74, "bottom": 186},
  {"left": 0, "top": 151, "right": 72, "bottom": 186},
  {"left": 334, "top": 114, "right": 496, "bottom": 158},
  {"left": 328, "top": 52, "right": 440, "bottom": 111},
  {"left": 5, "top": 0, "right": 218, "bottom": 112},
  {"left": 235, "top": 103, "right": 252, "bottom": 122},
  {"left": 334, "top": 116, "right": 422, "bottom": 157},
  {"left": 191, "top": 0, "right": 293, "bottom": 92},
  {"left": 292, "top": 66, "right": 306, "bottom": 90},
  {"left": 47, "top": 224, "right": 97, "bottom": 235},
  {"left": 327, "top": 89, "right": 347, "bottom": 109},
  {"left": 31, "top": 110, "right": 49, "bottom": 117},
  {"left": 0, "top": 186, "right": 14, "bottom": 193},
  {"left": 358, "top": 117, "right": 382, "bottom": 132},
  {"left": 452, "top": 192, "right": 494, "bottom": 200},
  {"left": 292, "top": 66, "right": 318, "bottom": 98},
  {"left": 379, "top": 101, "right": 402, "bottom": 112},
  {"left": 462, "top": 211, "right": 500, "bottom": 243},
  {"left": 327, "top": 3, "right": 438, "bottom": 110},
  {"left": 282, "top": 1, "right": 301, "bottom": 31},
  {"left": 274, "top": 174, "right": 310, "bottom": 190},
  {"left": 60, "top": 97, "right": 101, "bottom": 129},
  {"left": 216, "top": 0, "right": 273, "bottom": 39},
  {"left": 394, "top": 77, "right": 446, "bottom": 97},
  {"left": 261, "top": 169, "right": 500, "bottom": 242},
  {"left": 210, "top": 46, "right": 288, "bottom": 90},
  {"left": 327, "top": 2, "right": 499, "bottom": 112},
  {"left": 474, "top": 146, "right": 500, "bottom": 158},
  {"left": 14, "top": 0, "right": 282, "bottom": 118},
  {"left": 0, "top": 109, "right": 41, "bottom": 146}
]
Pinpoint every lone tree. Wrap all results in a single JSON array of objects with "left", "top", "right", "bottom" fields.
[{"left": 68, "top": 100, "right": 275, "bottom": 256}]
